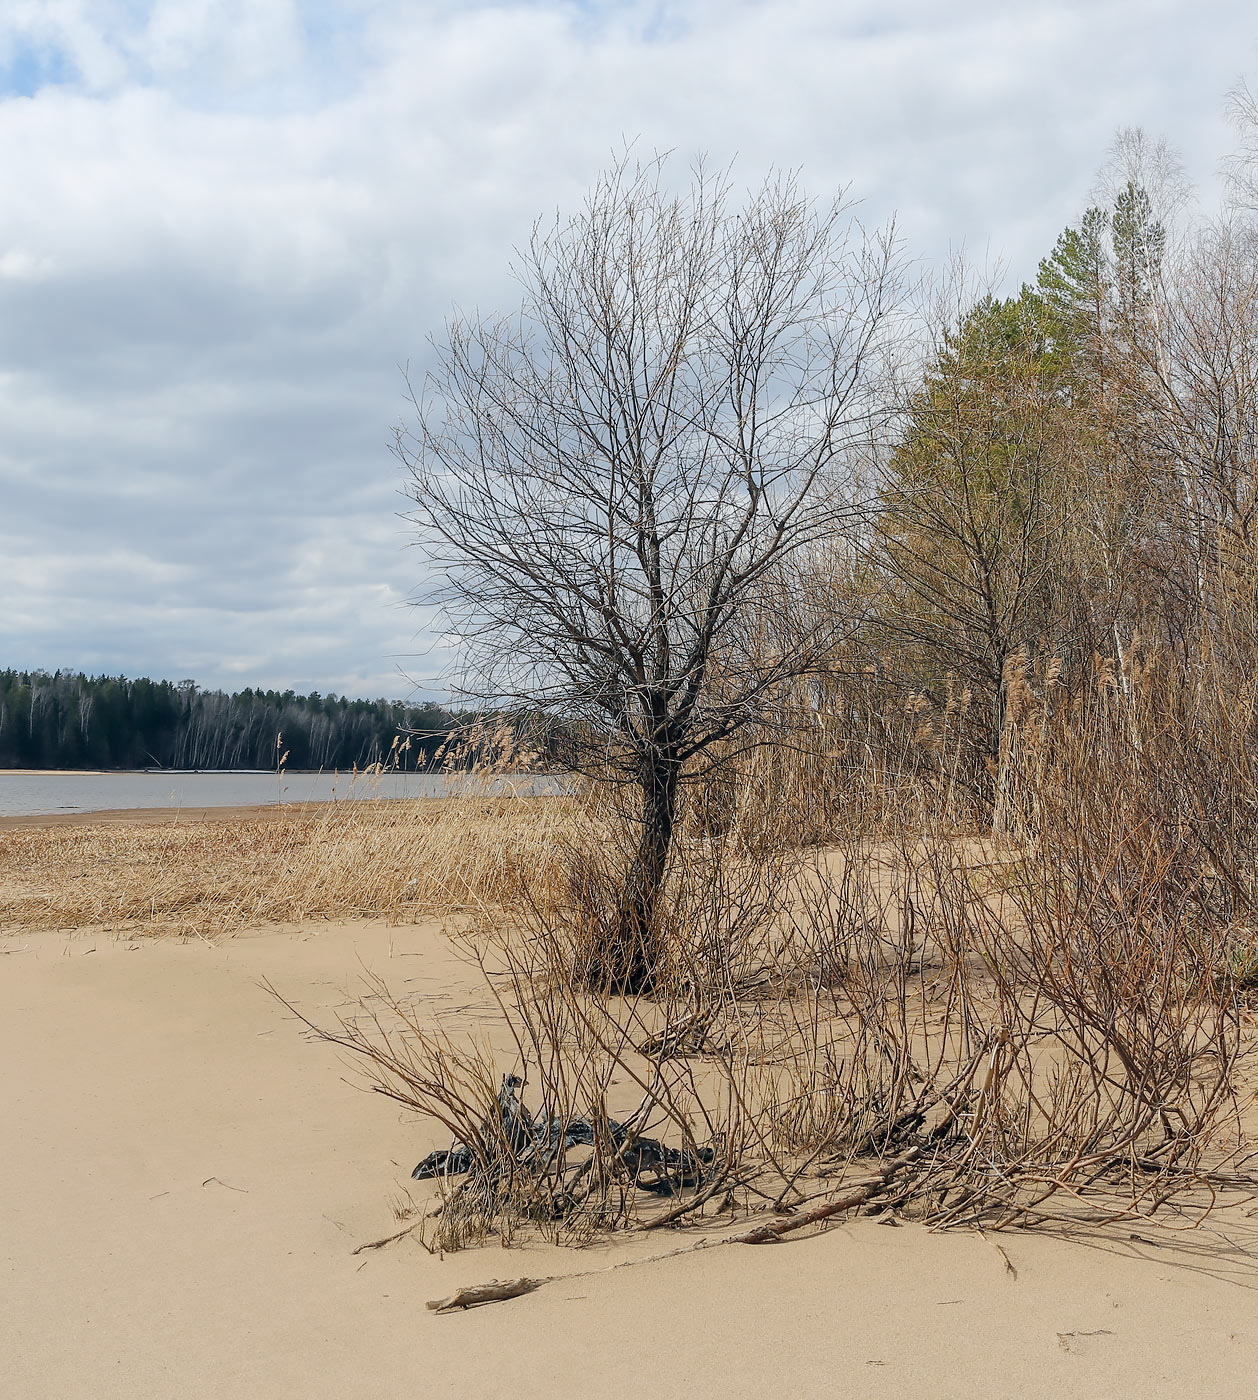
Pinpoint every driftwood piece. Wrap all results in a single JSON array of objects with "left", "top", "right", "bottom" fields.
[
  {"left": 422, "top": 1244, "right": 712, "bottom": 1314},
  {"left": 427, "top": 1277, "right": 550, "bottom": 1311}
]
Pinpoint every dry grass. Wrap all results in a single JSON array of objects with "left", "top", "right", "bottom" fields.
[{"left": 0, "top": 791, "right": 590, "bottom": 937}]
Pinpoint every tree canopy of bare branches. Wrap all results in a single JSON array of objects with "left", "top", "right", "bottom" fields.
[{"left": 397, "top": 156, "right": 903, "bottom": 990}]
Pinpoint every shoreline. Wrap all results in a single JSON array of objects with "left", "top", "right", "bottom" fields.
[
  {"left": 0, "top": 802, "right": 301, "bottom": 830},
  {"left": 0, "top": 792, "right": 550, "bottom": 831},
  {"left": 0, "top": 767, "right": 114, "bottom": 776},
  {"left": 0, "top": 767, "right": 362, "bottom": 776}
]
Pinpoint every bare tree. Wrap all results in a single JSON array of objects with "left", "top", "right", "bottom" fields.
[
  {"left": 1139, "top": 218, "right": 1258, "bottom": 560},
  {"left": 1092, "top": 125, "right": 1191, "bottom": 241},
  {"left": 1225, "top": 77, "right": 1258, "bottom": 217},
  {"left": 396, "top": 156, "right": 903, "bottom": 991}
]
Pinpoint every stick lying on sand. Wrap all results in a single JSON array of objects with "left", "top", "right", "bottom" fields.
[
  {"left": 427, "top": 1278, "right": 548, "bottom": 1311},
  {"left": 724, "top": 1146, "right": 923, "bottom": 1244},
  {"left": 424, "top": 1146, "right": 924, "bottom": 1313}
]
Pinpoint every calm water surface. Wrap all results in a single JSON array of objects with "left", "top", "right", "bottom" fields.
[{"left": 0, "top": 770, "right": 549, "bottom": 818}]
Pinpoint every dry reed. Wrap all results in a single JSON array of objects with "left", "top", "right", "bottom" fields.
[{"left": 0, "top": 788, "right": 589, "bottom": 937}]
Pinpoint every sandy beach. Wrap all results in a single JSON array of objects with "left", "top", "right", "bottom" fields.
[{"left": 5, "top": 912, "right": 1258, "bottom": 1400}]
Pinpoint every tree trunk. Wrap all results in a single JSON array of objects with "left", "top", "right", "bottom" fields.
[{"left": 596, "top": 752, "right": 682, "bottom": 995}]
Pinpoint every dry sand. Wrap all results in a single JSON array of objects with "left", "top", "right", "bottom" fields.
[{"left": 4, "top": 916, "right": 1258, "bottom": 1399}]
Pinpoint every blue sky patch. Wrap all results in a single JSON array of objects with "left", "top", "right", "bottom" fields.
[{"left": 0, "top": 38, "right": 75, "bottom": 99}]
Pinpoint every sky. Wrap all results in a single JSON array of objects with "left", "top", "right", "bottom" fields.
[{"left": 0, "top": 1, "right": 1254, "bottom": 702}]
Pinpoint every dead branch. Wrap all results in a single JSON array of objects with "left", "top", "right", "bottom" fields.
[
  {"left": 727, "top": 1147, "right": 924, "bottom": 1244},
  {"left": 352, "top": 1221, "right": 425, "bottom": 1255}
]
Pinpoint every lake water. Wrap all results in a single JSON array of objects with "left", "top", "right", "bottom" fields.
[{"left": 0, "top": 770, "right": 552, "bottom": 818}]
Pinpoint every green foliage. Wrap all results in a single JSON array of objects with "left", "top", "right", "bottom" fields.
[
  {"left": 871, "top": 287, "right": 1081, "bottom": 799},
  {"left": 1029, "top": 186, "right": 1165, "bottom": 380},
  {"left": 1032, "top": 205, "right": 1110, "bottom": 384},
  {"left": 873, "top": 175, "right": 1169, "bottom": 745},
  {"left": 880, "top": 292, "right": 1071, "bottom": 618}
]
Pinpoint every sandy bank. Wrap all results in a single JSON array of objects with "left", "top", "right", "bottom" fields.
[
  {"left": 0, "top": 768, "right": 113, "bottom": 776},
  {"left": 3, "top": 917, "right": 1257, "bottom": 1399}
]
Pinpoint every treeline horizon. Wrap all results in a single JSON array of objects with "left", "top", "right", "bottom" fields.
[{"left": 0, "top": 669, "right": 465, "bottom": 772}]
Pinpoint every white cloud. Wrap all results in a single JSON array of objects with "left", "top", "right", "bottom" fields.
[{"left": 0, "top": 0, "right": 1253, "bottom": 698}]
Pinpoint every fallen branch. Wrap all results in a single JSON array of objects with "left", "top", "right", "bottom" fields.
[
  {"left": 640, "top": 1176, "right": 737, "bottom": 1231},
  {"left": 423, "top": 1241, "right": 713, "bottom": 1313},
  {"left": 352, "top": 1220, "right": 426, "bottom": 1255},
  {"left": 726, "top": 1147, "right": 924, "bottom": 1244}
]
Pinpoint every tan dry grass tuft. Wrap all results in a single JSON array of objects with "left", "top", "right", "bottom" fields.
[{"left": 0, "top": 792, "right": 588, "bottom": 937}]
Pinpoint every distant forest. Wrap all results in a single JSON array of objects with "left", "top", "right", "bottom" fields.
[{"left": 0, "top": 670, "right": 462, "bottom": 771}]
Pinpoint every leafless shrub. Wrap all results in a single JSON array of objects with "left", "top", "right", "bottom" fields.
[{"left": 288, "top": 749, "right": 1250, "bottom": 1251}]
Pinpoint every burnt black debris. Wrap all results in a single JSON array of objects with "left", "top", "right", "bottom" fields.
[{"left": 412, "top": 1074, "right": 714, "bottom": 1197}]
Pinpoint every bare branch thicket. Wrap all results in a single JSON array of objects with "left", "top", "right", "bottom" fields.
[
  {"left": 297, "top": 658, "right": 1256, "bottom": 1250},
  {"left": 297, "top": 777, "right": 1249, "bottom": 1253},
  {"left": 396, "top": 155, "right": 906, "bottom": 990},
  {"left": 296, "top": 147, "right": 1258, "bottom": 1262}
]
